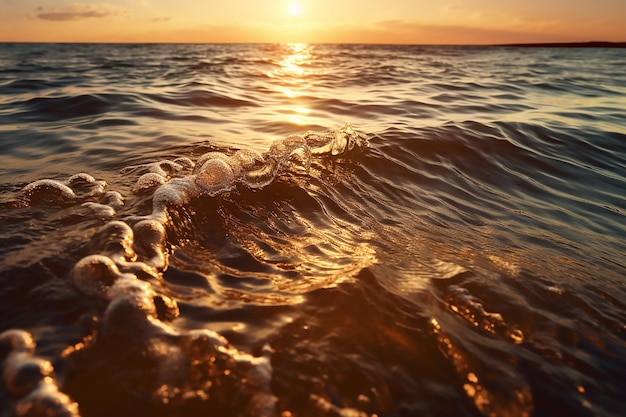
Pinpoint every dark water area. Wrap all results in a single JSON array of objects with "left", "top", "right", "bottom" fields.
[{"left": 0, "top": 43, "right": 625, "bottom": 417}]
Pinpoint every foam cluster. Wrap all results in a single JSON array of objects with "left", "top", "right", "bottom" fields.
[
  {"left": 13, "top": 124, "right": 368, "bottom": 414},
  {"left": 0, "top": 330, "right": 80, "bottom": 417},
  {"left": 21, "top": 173, "right": 107, "bottom": 204},
  {"left": 125, "top": 124, "right": 367, "bottom": 222},
  {"left": 69, "top": 247, "right": 275, "bottom": 413},
  {"left": 19, "top": 173, "right": 123, "bottom": 218}
]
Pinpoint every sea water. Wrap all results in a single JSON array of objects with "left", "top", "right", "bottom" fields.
[{"left": 0, "top": 43, "right": 625, "bottom": 417}]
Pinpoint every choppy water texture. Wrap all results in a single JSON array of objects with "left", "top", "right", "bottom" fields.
[{"left": 0, "top": 43, "right": 625, "bottom": 417}]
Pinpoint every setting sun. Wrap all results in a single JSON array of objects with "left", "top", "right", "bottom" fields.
[{"left": 287, "top": 1, "right": 302, "bottom": 17}]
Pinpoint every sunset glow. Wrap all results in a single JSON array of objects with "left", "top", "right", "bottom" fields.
[
  {"left": 287, "top": 2, "right": 303, "bottom": 17},
  {"left": 0, "top": 1, "right": 625, "bottom": 44}
]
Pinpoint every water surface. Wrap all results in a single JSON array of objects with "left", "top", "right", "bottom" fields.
[{"left": 0, "top": 43, "right": 625, "bottom": 417}]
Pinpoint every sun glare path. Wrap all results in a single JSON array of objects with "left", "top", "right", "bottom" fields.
[{"left": 287, "top": 1, "right": 302, "bottom": 17}]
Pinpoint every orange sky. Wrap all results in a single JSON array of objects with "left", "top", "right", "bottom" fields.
[{"left": 1, "top": 1, "right": 625, "bottom": 44}]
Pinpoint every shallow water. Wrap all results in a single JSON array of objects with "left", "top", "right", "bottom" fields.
[{"left": 0, "top": 43, "right": 625, "bottom": 417}]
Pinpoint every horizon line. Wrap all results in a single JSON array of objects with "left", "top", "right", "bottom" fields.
[{"left": 1, "top": 40, "right": 625, "bottom": 47}]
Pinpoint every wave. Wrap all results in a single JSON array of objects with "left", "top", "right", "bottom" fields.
[
  {"left": 0, "top": 125, "right": 371, "bottom": 416},
  {"left": 2, "top": 119, "right": 624, "bottom": 416}
]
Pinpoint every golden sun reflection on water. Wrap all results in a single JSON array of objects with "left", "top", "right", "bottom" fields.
[
  {"left": 266, "top": 43, "right": 317, "bottom": 126},
  {"left": 278, "top": 42, "right": 311, "bottom": 78},
  {"left": 289, "top": 106, "right": 312, "bottom": 125}
]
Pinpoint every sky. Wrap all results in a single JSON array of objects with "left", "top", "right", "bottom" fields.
[{"left": 1, "top": 0, "right": 625, "bottom": 44}]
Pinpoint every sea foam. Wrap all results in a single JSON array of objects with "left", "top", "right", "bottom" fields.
[{"left": 5, "top": 124, "right": 368, "bottom": 415}]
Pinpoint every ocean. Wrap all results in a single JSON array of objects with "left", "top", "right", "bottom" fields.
[{"left": 0, "top": 43, "right": 624, "bottom": 417}]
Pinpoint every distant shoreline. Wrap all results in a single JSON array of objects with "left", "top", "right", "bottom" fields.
[{"left": 497, "top": 41, "right": 626, "bottom": 48}]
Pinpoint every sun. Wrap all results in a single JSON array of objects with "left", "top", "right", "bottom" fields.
[{"left": 287, "top": 1, "right": 303, "bottom": 17}]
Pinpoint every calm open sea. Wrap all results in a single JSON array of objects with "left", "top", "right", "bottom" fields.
[{"left": 0, "top": 43, "right": 625, "bottom": 417}]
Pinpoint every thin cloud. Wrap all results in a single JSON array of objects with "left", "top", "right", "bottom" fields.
[
  {"left": 36, "top": 3, "right": 128, "bottom": 21},
  {"left": 151, "top": 16, "right": 172, "bottom": 23}
]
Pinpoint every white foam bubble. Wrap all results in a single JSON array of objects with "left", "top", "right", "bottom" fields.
[
  {"left": 173, "top": 157, "right": 195, "bottom": 171},
  {"left": 132, "top": 219, "right": 167, "bottom": 269},
  {"left": 303, "top": 132, "right": 334, "bottom": 155},
  {"left": 194, "top": 158, "right": 236, "bottom": 195},
  {"left": 232, "top": 149, "right": 265, "bottom": 170},
  {"left": 151, "top": 179, "right": 197, "bottom": 218},
  {"left": 71, "top": 255, "right": 125, "bottom": 298},
  {"left": 156, "top": 160, "right": 187, "bottom": 175},
  {"left": 97, "top": 221, "right": 136, "bottom": 262},
  {"left": 81, "top": 202, "right": 116, "bottom": 218},
  {"left": 102, "top": 191, "right": 124, "bottom": 208},
  {"left": 241, "top": 157, "right": 279, "bottom": 189},
  {"left": 132, "top": 172, "right": 166, "bottom": 194},
  {"left": 195, "top": 152, "right": 235, "bottom": 174},
  {"left": 14, "top": 380, "right": 80, "bottom": 417},
  {"left": 285, "top": 145, "right": 312, "bottom": 174},
  {"left": 0, "top": 330, "right": 35, "bottom": 356},
  {"left": 0, "top": 330, "right": 80, "bottom": 417},
  {"left": 65, "top": 173, "right": 107, "bottom": 198},
  {"left": 3, "top": 356, "right": 54, "bottom": 397},
  {"left": 65, "top": 173, "right": 97, "bottom": 186},
  {"left": 269, "top": 135, "right": 311, "bottom": 174},
  {"left": 21, "top": 171, "right": 110, "bottom": 206},
  {"left": 22, "top": 180, "right": 77, "bottom": 204},
  {"left": 269, "top": 135, "right": 306, "bottom": 159}
]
